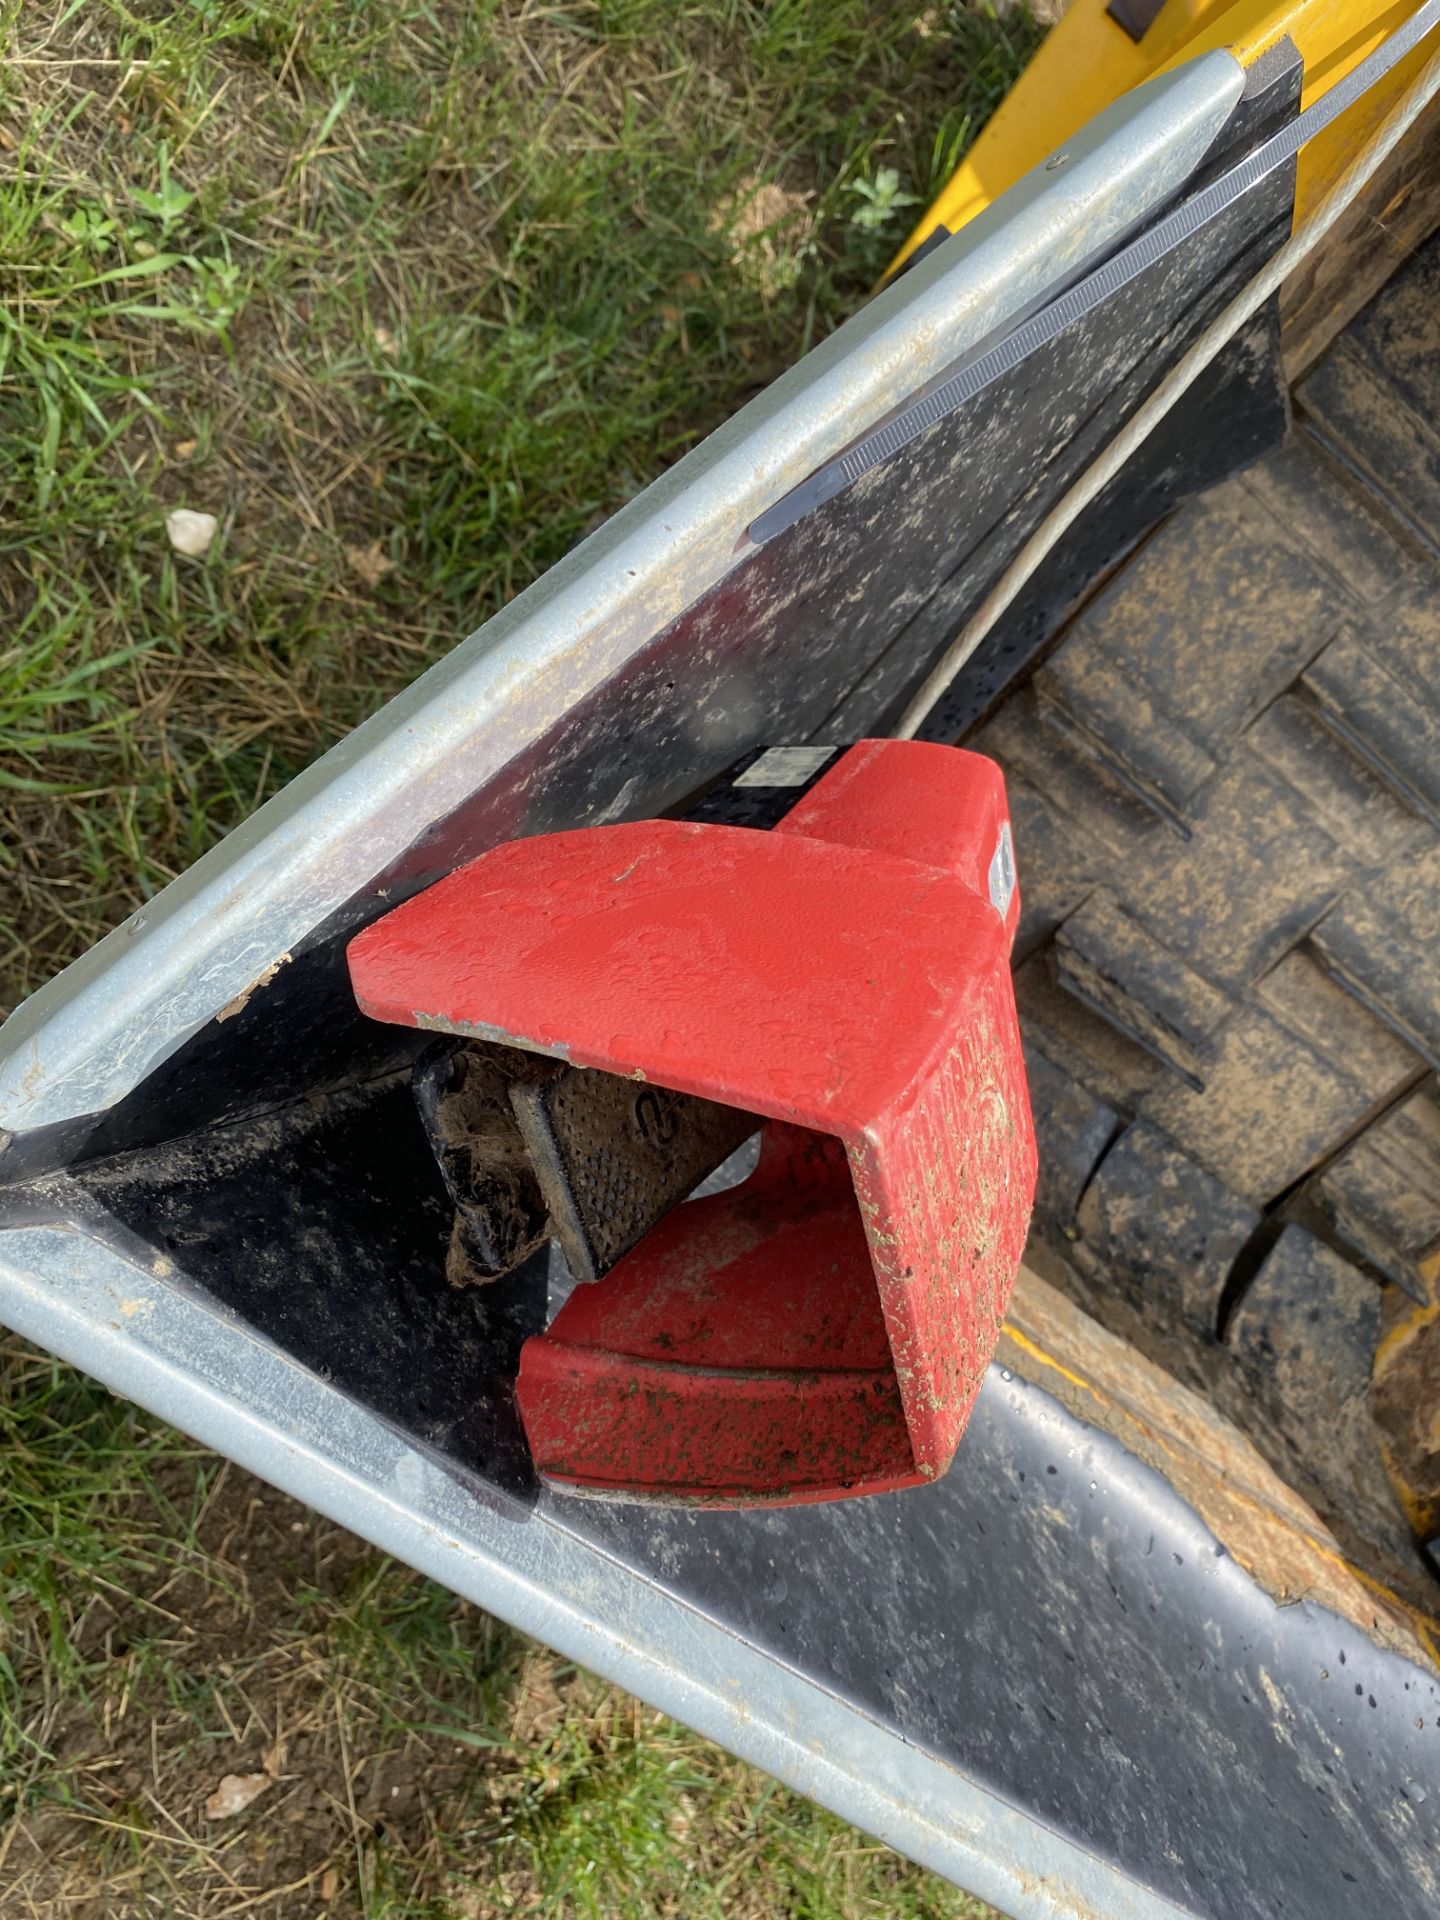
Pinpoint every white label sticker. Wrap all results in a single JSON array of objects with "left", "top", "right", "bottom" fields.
[
  {"left": 732, "top": 745, "right": 838, "bottom": 789},
  {"left": 988, "top": 821, "right": 1016, "bottom": 917}
]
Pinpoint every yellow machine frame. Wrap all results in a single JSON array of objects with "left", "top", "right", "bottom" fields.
[{"left": 891, "top": 0, "right": 1432, "bottom": 272}]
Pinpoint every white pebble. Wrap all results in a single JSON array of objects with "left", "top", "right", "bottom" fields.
[{"left": 165, "top": 508, "right": 218, "bottom": 556}]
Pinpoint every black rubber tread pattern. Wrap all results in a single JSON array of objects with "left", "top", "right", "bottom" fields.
[{"left": 970, "top": 226, "right": 1440, "bottom": 1594}]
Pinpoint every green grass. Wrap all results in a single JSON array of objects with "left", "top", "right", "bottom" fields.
[
  {"left": 0, "top": 0, "right": 1042, "bottom": 1013},
  {"left": 0, "top": 1342, "right": 1004, "bottom": 1920},
  {"left": 0, "top": 1, "right": 1042, "bottom": 1911}
]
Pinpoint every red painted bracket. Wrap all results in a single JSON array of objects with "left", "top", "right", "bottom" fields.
[{"left": 348, "top": 740, "right": 1036, "bottom": 1506}]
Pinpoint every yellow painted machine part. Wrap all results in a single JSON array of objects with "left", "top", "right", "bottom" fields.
[{"left": 890, "top": 0, "right": 1433, "bottom": 273}]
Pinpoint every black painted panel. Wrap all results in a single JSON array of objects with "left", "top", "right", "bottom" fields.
[{"left": 558, "top": 1380, "right": 1440, "bottom": 1918}]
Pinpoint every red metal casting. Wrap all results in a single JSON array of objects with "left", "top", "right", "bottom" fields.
[
  {"left": 518, "top": 1124, "right": 922, "bottom": 1504},
  {"left": 348, "top": 739, "right": 1035, "bottom": 1505}
]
